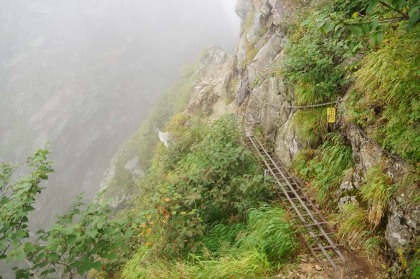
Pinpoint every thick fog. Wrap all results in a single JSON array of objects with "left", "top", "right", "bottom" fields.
[{"left": 0, "top": 0, "right": 239, "bottom": 229}]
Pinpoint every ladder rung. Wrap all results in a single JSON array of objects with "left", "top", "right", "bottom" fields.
[
  {"left": 299, "top": 222, "right": 326, "bottom": 228},
  {"left": 247, "top": 134, "right": 345, "bottom": 271},
  {"left": 301, "top": 212, "right": 320, "bottom": 217},
  {"left": 314, "top": 232, "right": 335, "bottom": 238},
  {"left": 280, "top": 190, "right": 297, "bottom": 195},
  {"left": 313, "top": 244, "right": 344, "bottom": 251}
]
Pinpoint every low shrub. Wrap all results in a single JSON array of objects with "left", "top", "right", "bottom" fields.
[{"left": 121, "top": 205, "right": 297, "bottom": 279}]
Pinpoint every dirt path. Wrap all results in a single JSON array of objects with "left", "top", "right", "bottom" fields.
[{"left": 276, "top": 249, "right": 380, "bottom": 279}]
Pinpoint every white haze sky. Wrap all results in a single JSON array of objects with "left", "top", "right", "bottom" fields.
[{"left": 220, "top": 0, "right": 241, "bottom": 38}]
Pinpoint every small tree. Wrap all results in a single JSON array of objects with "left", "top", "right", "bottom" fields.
[
  {"left": 302, "top": 0, "right": 419, "bottom": 45},
  {"left": 0, "top": 148, "right": 138, "bottom": 278}
]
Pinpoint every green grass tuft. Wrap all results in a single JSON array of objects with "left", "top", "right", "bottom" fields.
[
  {"left": 237, "top": 205, "right": 298, "bottom": 263},
  {"left": 195, "top": 249, "right": 271, "bottom": 279},
  {"left": 293, "top": 108, "right": 328, "bottom": 148},
  {"left": 359, "top": 166, "right": 395, "bottom": 229},
  {"left": 121, "top": 247, "right": 197, "bottom": 279},
  {"left": 202, "top": 223, "right": 245, "bottom": 256},
  {"left": 293, "top": 133, "right": 354, "bottom": 205},
  {"left": 364, "top": 236, "right": 385, "bottom": 257},
  {"left": 335, "top": 203, "right": 369, "bottom": 246},
  {"left": 312, "top": 133, "right": 354, "bottom": 204}
]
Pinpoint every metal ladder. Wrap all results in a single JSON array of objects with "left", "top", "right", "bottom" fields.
[{"left": 246, "top": 134, "right": 345, "bottom": 271}]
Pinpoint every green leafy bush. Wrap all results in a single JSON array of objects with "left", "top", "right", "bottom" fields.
[
  {"left": 282, "top": 33, "right": 349, "bottom": 105},
  {"left": 121, "top": 205, "right": 297, "bottom": 279},
  {"left": 306, "top": 0, "right": 419, "bottom": 44},
  {"left": 131, "top": 115, "right": 273, "bottom": 258},
  {"left": 1, "top": 148, "right": 53, "bottom": 262},
  {"left": 118, "top": 115, "right": 298, "bottom": 278},
  {"left": 0, "top": 149, "right": 141, "bottom": 278},
  {"left": 281, "top": 0, "right": 365, "bottom": 107}
]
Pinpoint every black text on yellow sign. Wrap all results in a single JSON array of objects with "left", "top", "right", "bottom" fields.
[{"left": 327, "top": 107, "right": 336, "bottom": 123}]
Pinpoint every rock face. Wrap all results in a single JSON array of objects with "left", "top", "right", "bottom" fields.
[
  {"left": 158, "top": 130, "right": 171, "bottom": 147},
  {"left": 100, "top": 46, "right": 238, "bottom": 208},
  {"left": 234, "top": 0, "right": 299, "bottom": 164},
  {"left": 386, "top": 189, "right": 419, "bottom": 274},
  {"left": 186, "top": 46, "right": 236, "bottom": 118},
  {"left": 235, "top": 0, "right": 252, "bottom": 19},
  {"left": 339, "top": 123, "right": 418, "bottom": 274}
]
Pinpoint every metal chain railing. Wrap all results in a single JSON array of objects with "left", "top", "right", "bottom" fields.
[
  {"left": 243, "top": 82, "right": 341, "bottom": 110},
  {"left": 243, "top": 79, "right": 405, "bottom": 163}
]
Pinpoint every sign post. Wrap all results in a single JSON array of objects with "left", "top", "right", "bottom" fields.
[{"left": 327, "top": 107, "right": 336, "bottom": 124}]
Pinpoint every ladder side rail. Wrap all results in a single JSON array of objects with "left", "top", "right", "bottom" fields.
[
  {"left": 247, "top": 136, "right": 318, "bottom": 226},
  {"left": 250, "top": 136, "right": 345, "bottom": 261}
]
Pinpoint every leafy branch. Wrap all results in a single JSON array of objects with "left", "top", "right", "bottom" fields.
[{"left": 0, "top": 148, "right": 141, "bottom": 278}]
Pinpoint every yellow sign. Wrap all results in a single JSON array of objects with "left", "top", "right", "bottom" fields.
[{"left": 327, "top": 107, "right": 336, "bottom": 123}]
